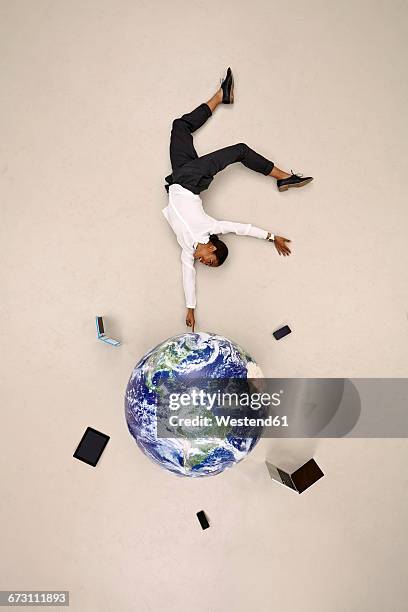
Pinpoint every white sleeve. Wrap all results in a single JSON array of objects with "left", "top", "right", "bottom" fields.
[
  {"left": 181, "top": 250, "right": 196, "bottom": 309},
  {"left": 212, "top": 219, "right": 271, "bottom": 240}
]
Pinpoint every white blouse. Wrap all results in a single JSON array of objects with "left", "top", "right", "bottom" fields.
[{"left": 162, "top": 184, "right": 272, "bottom": 308}]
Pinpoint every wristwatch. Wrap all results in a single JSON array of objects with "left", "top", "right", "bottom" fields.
[{"left": 267, "top": 232, "right": 275, "bottom": 242}]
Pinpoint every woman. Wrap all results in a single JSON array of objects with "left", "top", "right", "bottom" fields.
[{"left": 162, "top": 68, "right": 313, "bottom": 332}]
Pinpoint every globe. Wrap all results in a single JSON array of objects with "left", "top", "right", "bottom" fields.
[{"left": 124, "top": 332, "right": 264, "bottom": 477}]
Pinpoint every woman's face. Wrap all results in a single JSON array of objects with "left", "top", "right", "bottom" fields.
[{"left": 196, "top": 244, "right": 218, "bottom": 267}]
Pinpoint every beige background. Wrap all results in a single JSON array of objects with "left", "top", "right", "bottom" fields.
[{"left": 1, "top": 0, "right": 408, "bottom": 610}]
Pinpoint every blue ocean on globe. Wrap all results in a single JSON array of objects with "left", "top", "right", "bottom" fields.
[{"left": 124, "top": 332, "right": 264, "bottom": 477}]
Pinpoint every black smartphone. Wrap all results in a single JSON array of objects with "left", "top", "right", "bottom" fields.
[
  {"left": 196, "top": 510, "right": 210, "bottom": 530},
  {"left": 73, "top": 427, "right": 110, "bottom": 467},
  {"left": 273, "top": 325, "right": 292, "bottom": 340}
]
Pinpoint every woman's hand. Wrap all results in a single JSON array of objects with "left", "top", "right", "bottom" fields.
[
  {"left": 185, "top": 308, "right": 195, "bottom": 332},
  {"left": 273, "top": 235, "right": 292, "bottom": 256}
]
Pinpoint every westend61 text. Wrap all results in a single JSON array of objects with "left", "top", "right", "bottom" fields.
[{"left": 168, "top": 414, "right": 288, "bottom": 428}]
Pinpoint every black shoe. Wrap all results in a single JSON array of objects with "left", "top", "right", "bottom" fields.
[
  {"left": 277, "top": 171, "right": 313, "bottom": 192},
  {"left": 220, "top": 67, "right": 234, "bottom": 104}
]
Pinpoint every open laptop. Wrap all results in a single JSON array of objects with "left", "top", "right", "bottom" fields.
[
  {"left": 95, "top": 316, "right": 121, "bottom": 347},
  {"left": 266, "top": 459, "right": 324, "bottom": 494}
]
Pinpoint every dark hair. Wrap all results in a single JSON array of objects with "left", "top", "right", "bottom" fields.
[{"left": 209, "top": 234, "right": 229, "bottom": 266}]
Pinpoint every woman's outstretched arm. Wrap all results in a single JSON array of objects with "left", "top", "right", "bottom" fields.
[
  {"left": 181, "top": 250, "right": 196, "bottom": 332},
  {"left": 212, "top": 219, "right": 269, "bottom": 239},
  {"left": 212, "top": 220, "right": 291, "bottom": 256}
]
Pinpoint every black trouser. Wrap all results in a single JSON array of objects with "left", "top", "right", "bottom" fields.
[{"left": 165, "top": 103, "right": 275, "bottom": 194}]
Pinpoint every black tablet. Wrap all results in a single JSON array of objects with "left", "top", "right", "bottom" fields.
[{"left": 73, "top": 427, "right": 110, "bottom": 467}]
